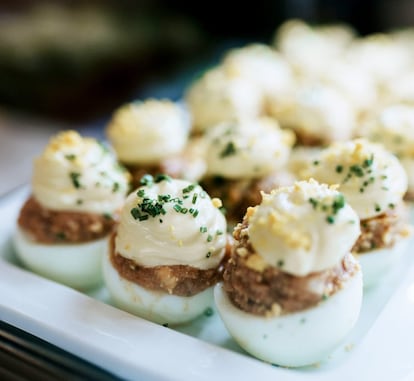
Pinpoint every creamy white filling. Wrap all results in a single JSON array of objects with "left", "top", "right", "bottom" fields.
[
  {"left": 367, "top": 104, "right": 414, "bottom": 157},
  {"left": 115, "top": 177, "right": 227, "bottom": 270},
  {"left": 275, "top": 83, "right": 356, "bottom": 143},
  {"left": 274, "top": 19, "right": 355, "bottom": 78},
  {"left": 306, "top": 139, "right": 408, "bottom": 219},
  {"left": 248, "top": 180, "right": 360, "bottom": 276},
  {"left": 106, "top": 99, "right": 190, "bottom": 164},
  {"left": 204, "top": 117, "right": 295, "bottom": 179},
  {"left": 32, "top": 131, "right": 129, "bottom": 214},
  {"left": 222, "top": 43, "right": 294, "bottom": 99},
  {"left": 185, "top": 68, "right": 263, "bottom": 133}
]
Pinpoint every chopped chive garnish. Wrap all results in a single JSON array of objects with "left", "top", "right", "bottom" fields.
[
  {"left": 69, "top": 172, "right": 81, "bottom": 189},
  {"left": 65, "top": 154, "right": 76, "bottom": 161},
  {"left": 350, "top": 165, "right": 364, "bottom": 177},
  {"left": 220, "top": 141, "right": 237, "bottom": 158},
  {"left": 207, "top": 234, "right": 213, "bottom": 242},
  {"left": 140, "top": 174, "right": 154, "bottom": 186},
  {"left": 155, "top": 174, "right": 171, "bottom": 183},
  {"left": 103, "top": 212, "right": 112, "bottom": 220},
  {"left": 192, "top": 193, "right": 198, "bottom": 204},
  {"left": 200, "top": 226, "right": 207, "bottom": 233},
  {"left": 173, "top": 204, "right": 182, "bottom": 212},
  {"left": 55, "top": 232, "right": 66, "bottom": 240},
  {"left": 131, "top": 207, "right": 141, "bottom": 220},
  {"left": 182, "top": 184, "right": 196, "bottom": 193},
  {"left": 137, "top": 189, "right": 145, "bottom": 197},
  {"left": 112, "top": 182, "right": 120, "bottom": 193},
  {"left": 277, "top": 260, "right": 284, "bottom": 267}
]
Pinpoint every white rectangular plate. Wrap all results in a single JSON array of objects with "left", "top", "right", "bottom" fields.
[{"left": 1, "top": 187, "right": 414, "bottom": 381}]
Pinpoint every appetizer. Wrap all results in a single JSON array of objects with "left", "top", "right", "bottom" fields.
[
  {"left": 221, "top": 43, "right": 294, "bottom": 112},
  {"left": 106, "top": 99, "right": 194, "bottom": 187},
  {"left": 365, "top": 104, "right": 414, "bottom": 200},
  {"left": 103, "top": 175, "right": 228, "bottom": 325},
  {"left": 215, "top": 179, "right": 362, "bottom": 367},
  {"left": 270, "top": 82, "right": 356, "bottom": 147},
  {"left": 273, "top": 19, "right": 355, "bottom": 78},
  {"left": 306, "top": 139, "right": 411, "bottom": 287},
  {"left": 14, "top": 130, "right": 129, "bottom": 290},
  {"left": 200, "top": 117, "right": 295, "bottom": 224},
  {"left": 185, "top": 67, "right": 262, "bottom": 134}
]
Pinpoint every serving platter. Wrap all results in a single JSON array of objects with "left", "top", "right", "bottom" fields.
[{"left": 0, "top": 186, "right": 414, "bottom": 380}]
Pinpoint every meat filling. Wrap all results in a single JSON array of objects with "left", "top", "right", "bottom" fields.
[
  {"left": 352, "top": 205, "right": 410, "bottom": 254},
  {"left": 18, "top": 196, "right": 117, "bottom": 244},
  {"left": 109, "top": 233, "right": 230, "bottom": 297},
  {"left": 223, "top": 220, "right": 359, "bottom": 316},
  {"left": 294, "top": 130, "right": 327, "bottom": 147},
  {"left": 201, "top": 173, "right": 287, "bottom": 224}
]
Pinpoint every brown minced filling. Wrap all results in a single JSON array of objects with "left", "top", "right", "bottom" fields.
[
  {"left": 351, "top": 204, "right": 411, "bottom": 254},
  {"left": 293, "top": 130, "right": 328, "bottom": 147},
  {"left": 201, "top": 172, "right": 289, "bottom": 225},
  {"left": 109, "top": 233, "right": 231, "bottom": 297},
  {"left": 223, "top": 220, "right": 360, "bottom": 317},
  {"left": 404, "top": 189, "right": 414, "bottom": 202},
  {"left": 18, "top": 196, "right": 117, "bottom": 244}
]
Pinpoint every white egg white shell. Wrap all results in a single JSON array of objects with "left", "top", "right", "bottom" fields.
[
  {"left": 214, "top": 269, "right": 362, "bottom": 367},
  {"left": 356, "top": 236, "right": 411, "bottom": 289},
  {"left": 13, "top": 226, "right": 104, "bottom": 290},
  {"left": 102, "top": 250, "right": 214, "bottom": 325}
]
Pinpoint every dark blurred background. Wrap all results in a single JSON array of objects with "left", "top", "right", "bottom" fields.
[{"left": 0, "top": 0, "right": 413, "bottom": 122}]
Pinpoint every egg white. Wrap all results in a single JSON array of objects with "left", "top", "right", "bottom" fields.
[
  {"left": 356, "top": 236, "right": 411, "bottom": 289},
  {"left": 102, "top": 250, "right": 214, "bottom": 325},
  {"left": 214, "top": 268, "right": 362, "bottom": 367},
  {"left": 13, "top": 226, "right": 105, "bottom": 290}
]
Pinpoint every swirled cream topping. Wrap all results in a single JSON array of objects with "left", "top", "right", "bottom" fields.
[
  {"left": 106, "top": 99, "right": 190, "bottom": 164},
  {"left": 185, "top": 67, "right": 262, "bottom": 133},
  {"left": 306, "top": 139, "right": 407, "bottom": 219},
  {"left": 275, "top": 83, "right": 356, "bottom": 144},
  {"left": 247, "top": 179, "right": 360, "bottom": 276},
  {"left": 204, "top": 117, "right": 295, "bottom": 179},
  {"left": 366, "top": 104, "right": 414, "bottom": 192},
  {"left": 367, "top": 104, "right": 414, "bottom": 158},
  {"left": 274, "top": 19, "right": 355, "bottom": 77},
  {"left": 115, "top": 176, "right": 227, "bottom": 270},
  {"left": 317, "top": 60, "right": 377, "bottom": 113},
  {"left": 222, "top": 43, "right": 294, "bottom": 99},
  {"left": 346, "top": 34, "right": 412, "bottom": 85},
  {"left": 33, "top": 130, "right": 130, "bottom": 214}
]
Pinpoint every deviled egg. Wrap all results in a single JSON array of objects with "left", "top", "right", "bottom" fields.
[
  {"left": 184, "top": 67, "right": 263, "bottom": 134},
  {"left": 306, "top": 139, "right": 411, "bottom": 287},
  {"left": 103, "top": 174, "right": 228, "bottom": 325},
  {"left": 106, "top": 99, "right": 197, "bottom": 186},
  {"left": 200, "top": 117, "right": 295, "bottom": 224},
  {"left": 215, "top": 179, "right": 362, "bottom": 367},
  {"left": 365, "top": 104, "right": 414, "bottom": 200},
  {"left": 14, "top": 130, "right": 130, "bottom": 290}
]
